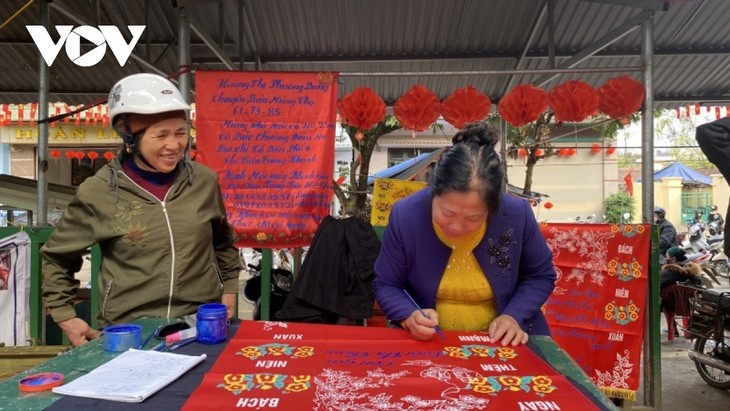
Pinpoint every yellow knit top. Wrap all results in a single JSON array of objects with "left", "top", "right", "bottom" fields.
[{"left": 434, "top": 221, "right": 498, "bottom": 331}]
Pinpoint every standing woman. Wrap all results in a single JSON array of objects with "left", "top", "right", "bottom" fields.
[
  {"left": 42, "top": 73, "right": 241, "bottom": 346},
  {"left": 373, "top": 122, "right": 556, "bottom": 346}
]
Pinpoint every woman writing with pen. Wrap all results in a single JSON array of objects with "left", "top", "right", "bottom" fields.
[{"left": 373, "top": 122, "right": 556, "bottom": 346}]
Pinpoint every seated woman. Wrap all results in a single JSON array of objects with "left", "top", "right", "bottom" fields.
[
  {"left": 659, "top": 247, "right": 702, "bottom": 342},
  {"left": 373, "top": 122, "right": 556, "bottom": 347}
]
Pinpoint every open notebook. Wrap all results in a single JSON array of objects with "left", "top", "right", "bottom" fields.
[{"left": 52, "top": 349, "right": 206, "bottom": 403}]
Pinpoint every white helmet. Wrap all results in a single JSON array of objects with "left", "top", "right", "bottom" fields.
[{"left": 108, "top": 73, "right": 190, "bottom": 123}]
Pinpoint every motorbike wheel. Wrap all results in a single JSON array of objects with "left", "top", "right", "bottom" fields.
[
  {"left": 693, "top": 329, "right": 730, "bottom": 390},
  {"left": 710, "top": 260, "right": 730, "bottom": 278}
]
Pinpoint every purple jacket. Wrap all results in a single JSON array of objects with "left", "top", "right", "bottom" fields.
[{"left": 373, "top": 188, "right": 556, "bottom": 335}]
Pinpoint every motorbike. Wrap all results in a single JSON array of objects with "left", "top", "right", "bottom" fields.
[
  {"left": 683, "top": 250, "right": 721, "bottom": 288},
  {"left": 681, "top": 283, "right": 730, "bottom": 390},
  {"left": 241, "top": 248, "right": 294, "bottom": 320},
  {"left": 709, "top": 247, "right": 729, "bottom": 280}
]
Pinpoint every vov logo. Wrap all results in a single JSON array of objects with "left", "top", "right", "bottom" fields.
[{"left": 26, "top": 25, "right": 146, "bottom": 67}]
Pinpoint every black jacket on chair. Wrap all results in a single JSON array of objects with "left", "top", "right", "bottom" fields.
[{"left": 276, "top": 216, "right": 381, "bottom": 323}]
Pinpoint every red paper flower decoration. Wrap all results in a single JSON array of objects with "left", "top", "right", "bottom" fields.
[
  {"left": 498, "top": 84, "right": 549, "bottom": 127},
  {"left": 87, "top": 151, "right": 99, "bottom": 160},
  {"left": 606, "top": 146, "right": 616, "bottom": 155},
  {"left": 338, "top": 87, "right": 386, "bottom": 130},
  {"left": 65, "top": 150, "right": 75, "bottom": 160},
  {"left": 567, "top": 148, "right": 576, "bottom": 156},
  {"left": 50, "top": 149, "right": 61, "bottom": 158},
  {"left": 103, "top": 151, "right": 115, "bottom": 161},
  {"left": 597, "top": 76, "right": 645, "bottom": 119},
  {"left": 591, "top": 143, "right": 601, "bottom": 154},
  {"left": 548, "top": 80, "right": 598, "bottom": 122},
  {"left": 440, "top": 86, "right": 492, "bottom": 129},
  {"left": 544, "top": 201, "right": 553, "bottom": 210},
  {"left": 393, "top": 85, "right": 441, "bottom": 132},
  {"left": 558, "top": 148, "right": 567, "bottom": 156},
  {"left": 518, "top": 148, "right": 527, "bottom": 157},
  {"left": 534, "top": 148, "right": 544, "bottom": 157},
  {"left": 74, "top": 151, "right": 85, "bottom": 160}
]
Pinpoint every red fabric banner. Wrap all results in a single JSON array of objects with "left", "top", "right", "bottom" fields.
[
  {"left": 195, "top": 71, "right": 339, "bottom": 247},
  {"left": 541, "top": 223, "right": 650, "bottom": 400},
  {"left": 183, "top": 321, "right": 612, "bottom": 410},
  {"left": 623, "top": 172, "right": 633, "bottom": 197}
]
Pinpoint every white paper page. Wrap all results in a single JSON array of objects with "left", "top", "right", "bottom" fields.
[{"left": 52, "top": 349, "right": 206, "bottom": 403}]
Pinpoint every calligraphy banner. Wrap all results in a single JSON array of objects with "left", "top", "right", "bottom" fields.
[
  {"left": 183, "top": 321, "right": 613, "bottom": 410},
  {"left": 195, "top": 71, "right": 339, "bottom": 247},
  {"left": 541, "top": 223, "right": 650, "bottom": 401},
  {"left": 370, "top": 178, "right": 427, "bottom": 227}
]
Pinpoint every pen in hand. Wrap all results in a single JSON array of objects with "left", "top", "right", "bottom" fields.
[{"left": 402, "top": 289, "right": 446, "bottom": 340}]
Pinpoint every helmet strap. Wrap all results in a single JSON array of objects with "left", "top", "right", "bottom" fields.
[{"left": 136, "top": 152, "right": 160, "bottom": 172}]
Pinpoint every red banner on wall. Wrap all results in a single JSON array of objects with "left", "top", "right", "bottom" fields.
[
  {"left": 195, "top": 71, "right": 339, "bottom": 247},
  {"left": 541, "top": 223, "right": 650, "bottom": 401}
]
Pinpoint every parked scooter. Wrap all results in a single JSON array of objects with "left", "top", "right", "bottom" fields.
[
  {"left": 709, "top": 247, "right": 729, "bottom": 280},
  {"left": 682, "top": 283, "right": 730, "bottom": 390},
  {"left": 683, "top": 250, "right": 722, "bottom": 288},
  {"left": 241, "top": 249, "right": 294, "bottom": 320}
]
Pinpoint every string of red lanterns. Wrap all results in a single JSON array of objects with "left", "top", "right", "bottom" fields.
[
  {"left": 337, "top": 76, "right": 649, "bottom": 135},
  {"left": 49, "top": 150, "right": 115, "bottom": 162}
]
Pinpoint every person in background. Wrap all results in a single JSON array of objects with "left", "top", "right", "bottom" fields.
[
  {"left": 654, "top": 206, "right": 678, "bottom": 263},
  {"left": 696, "top": 117, "right": 730, "bottom": 257},
  {"left": 373, "top": 122, "right": 556, "bottom": 347},
  {"left": 42, "top": 73, "right": 241, "bottom": 346},
  {"left": 658, "top": 247, "right": 702, "bottom": 341},
  {"left": 706, "top": 205, "right": 724, "bottom": 236}
]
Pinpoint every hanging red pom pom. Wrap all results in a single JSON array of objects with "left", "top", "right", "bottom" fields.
[
  {"left": 558, "top": 148, "right": 567, "bottom": 156},
  {"left": 393, "top": 85, "right": 441, "bottom": 132},
  {"left": 518, "top": 148, "right": 527, "bottom": 157},
  {"left": 338, "top": 87, "right": 386, "bottom": 131},
  {"left": 87, "top": 151, "right": 99, "bottom": 160},
  {"left": 50, "top": 149, "right": 61, "bottom": 158},
  {"left": 74, "top": 151, "right": 85, "bottom": 160},
  {"left": 534, "top": 148, "right": 544, "bottom": 157},
  {"left": 440, "top": 86, "right": 492, "bottom": 129},
  {"left": 544, "top": 201, "right": 553, "bottom": 210},
  {"left": 498, "top": 84, "right": 549, "bottom": 127},
  {"left": 567, "top": 148, "right": 576, "bottom": 156},
  {"left": 65, "top": 151, "right": 75, "bottom": 161},
  {"left": 590, "top": 143, "right": 601, "bottom": 154},
  {"left": 103, "top": 151, "right": 115, "bottom": 161},
  {"left": 597, "top": 76, "right": 645, "bottom": 119},
  {"left": 605, "top": 146, "right": 616, "bottom": 155},
  {"left": 548, "top": 80, "right": 599, "bottom": 122}
]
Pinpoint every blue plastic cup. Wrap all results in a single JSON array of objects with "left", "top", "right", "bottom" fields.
[
  {"left": 196, "top": 303, "right": 227, "bottom": 344},
  {"left": 103, "top": 323, "right": 142, "bottom": 352}
]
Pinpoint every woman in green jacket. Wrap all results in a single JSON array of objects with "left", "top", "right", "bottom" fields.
[{"left": 41, "top": 73, "right": 242, "bottom": 346}]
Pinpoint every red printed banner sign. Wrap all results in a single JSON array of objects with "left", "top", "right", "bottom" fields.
[
  {"left": 182, "top": 321, "right": 612, "bottom": 410},
  {"left": 541, "top": 223, "right": 650, "bottom": 401},
  {"left": 195, "top": 71, "right": 339, "bottom": 248}
]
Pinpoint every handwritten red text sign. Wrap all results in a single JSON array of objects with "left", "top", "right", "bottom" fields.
[{"left": 195, "top": 71, "right": 338, "bottom": 247}]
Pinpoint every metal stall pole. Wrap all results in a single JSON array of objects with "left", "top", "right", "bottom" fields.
[
  {"left": 36, "top": 1, "right": 50, "bottom": 227},
  {"left": 640, "top": 8, "right": 660, "bottom": 411}
]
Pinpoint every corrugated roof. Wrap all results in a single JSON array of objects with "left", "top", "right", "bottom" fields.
[{"left": 0, "top": 0, "right": 728, "bottom": 110}]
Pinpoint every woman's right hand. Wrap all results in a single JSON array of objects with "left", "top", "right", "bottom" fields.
[
  {"left": 402, "top": 309, "right": 440, "bottom": 341},
  {"left": 57, "top": 317, "right": 101, "bottom": 347}
]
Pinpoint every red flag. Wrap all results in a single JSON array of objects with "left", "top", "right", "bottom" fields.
[{"left": 624, "top": 172, "right": 634, "bottom": 196}]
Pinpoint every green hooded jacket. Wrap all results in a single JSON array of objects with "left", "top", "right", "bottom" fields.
[{"left": 41, "top": 157, "right": 241, "bottom": 328}]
